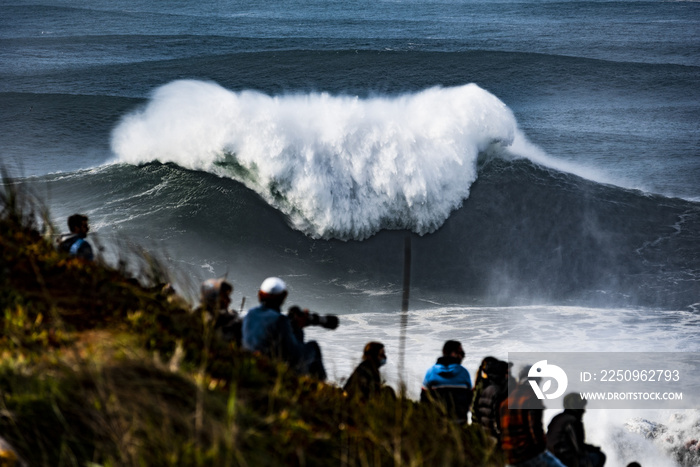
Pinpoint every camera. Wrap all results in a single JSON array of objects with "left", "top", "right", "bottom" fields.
[
  {"left": 288, "top": 306, "right": 339, "bottom": 330},
  {"left": 308, "top": 312, "right": 339, "bottom": 329}
]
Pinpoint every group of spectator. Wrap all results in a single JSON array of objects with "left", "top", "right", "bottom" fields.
[
  {"left": 59, "top": 214, "right": 638, "bottom": 467},
  {"left": 198, "top": 273, "right": 610, "bottom": 467}
]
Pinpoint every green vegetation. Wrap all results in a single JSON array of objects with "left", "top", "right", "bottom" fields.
[{"left": 0, "top": 178, "right": 504, "bottom": 466}]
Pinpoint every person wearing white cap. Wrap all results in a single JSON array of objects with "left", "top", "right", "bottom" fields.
[{"left": 242, "top": 277, "right": 326, "bottom": 380}]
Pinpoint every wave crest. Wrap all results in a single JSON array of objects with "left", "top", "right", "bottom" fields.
[{"left": 111, "top": 80, "right": 517, "bottom": 239}]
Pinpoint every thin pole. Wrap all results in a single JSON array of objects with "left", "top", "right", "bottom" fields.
[
  {"left": 395, "top": 234, "right": 412, "bottom": 467},
  {"left": 398, "top": 234, "right": 411, "bottom": 388}
]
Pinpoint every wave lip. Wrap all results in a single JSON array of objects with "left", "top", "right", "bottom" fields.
[{"left": 111, "top": 80, "right": 517, "bottom": 240}]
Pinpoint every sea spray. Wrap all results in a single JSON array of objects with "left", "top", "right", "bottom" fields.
[
  {"left": 581, "top": 409, "right": 700, "bottom": 467},
  {"left": 111, "top": 80, "right": 517, "bottom": 240}
]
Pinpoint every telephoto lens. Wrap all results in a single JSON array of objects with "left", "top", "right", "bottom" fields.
[
  {"left": 287, "top": 306, "right": 339, "bottom": 330},
  {"left": 309, "top": 313, "right": 339, "bottom": 330}
]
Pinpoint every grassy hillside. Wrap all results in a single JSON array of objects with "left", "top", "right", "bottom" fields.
[{"left": 0, "top": 180, "right": 504, "bottom": 466}]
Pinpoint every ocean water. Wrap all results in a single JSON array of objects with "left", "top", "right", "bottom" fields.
[{"left": 2, "top": 0, "right": 699, "bottom": 465}]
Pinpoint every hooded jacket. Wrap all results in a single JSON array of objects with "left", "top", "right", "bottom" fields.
[{"left": 420, "top": 356, "right": 473, "bottom": 421}]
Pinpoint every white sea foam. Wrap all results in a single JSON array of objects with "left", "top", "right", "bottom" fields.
[{"left": 111, "top": 80, "right": 517, "bottom": 239}]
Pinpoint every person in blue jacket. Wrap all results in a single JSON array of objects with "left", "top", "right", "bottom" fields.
[
  {"left": 421, "top": 340, "right": 473, "bottom": 423},
  {"left": 242, "top": 277, "right": 326, "bottom": 380},
  {"left": 58, "top": 214, "right": 94, "bottom": 261}
]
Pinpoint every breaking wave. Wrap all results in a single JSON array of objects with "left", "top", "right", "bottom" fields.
[{"left": 111, "top": 80, "right": 522, "bottom": 240}]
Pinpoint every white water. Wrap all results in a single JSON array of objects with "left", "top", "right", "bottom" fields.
[
  {"left": 111, "top": 80, "right": 520, "bottom": 240},
  {"left": 111, "top": 80, "right": 638, "bottom": 240}
]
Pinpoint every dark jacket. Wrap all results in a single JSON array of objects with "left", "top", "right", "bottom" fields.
[
  {"left": 344, "top": 359, "right": 382, "bottom": 400},
  {"left": 471, "top": 358, "right": 515, "bottom": 438},
  {"left": 472, "top": 378, "right": 509, "bottom": 437},
  {"left": 499, "top": 382, "right": 547, "bottom": 465},
  {"left": 547, "top": 409, "right": 606, "bottom": 467},
  {"left": 58, "top": 234, "right": 94, "bottom": 261},
  {"left": 194, "top": 305, "right": 242, "bottom": 346},
  {"left": 214, "top": 311, "right": 242, "bottom": 346},
  {"left": 421, "top": 356, "right": 473, "bottom": 422}
]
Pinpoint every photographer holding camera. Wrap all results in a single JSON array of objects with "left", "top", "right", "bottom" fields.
[{"left": 242, "top": 277, "right": 337, "bottom": 381}]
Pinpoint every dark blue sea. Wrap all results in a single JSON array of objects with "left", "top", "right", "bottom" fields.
[{"left": 2, "top": 1, "right": 699, "bottom": 463}]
